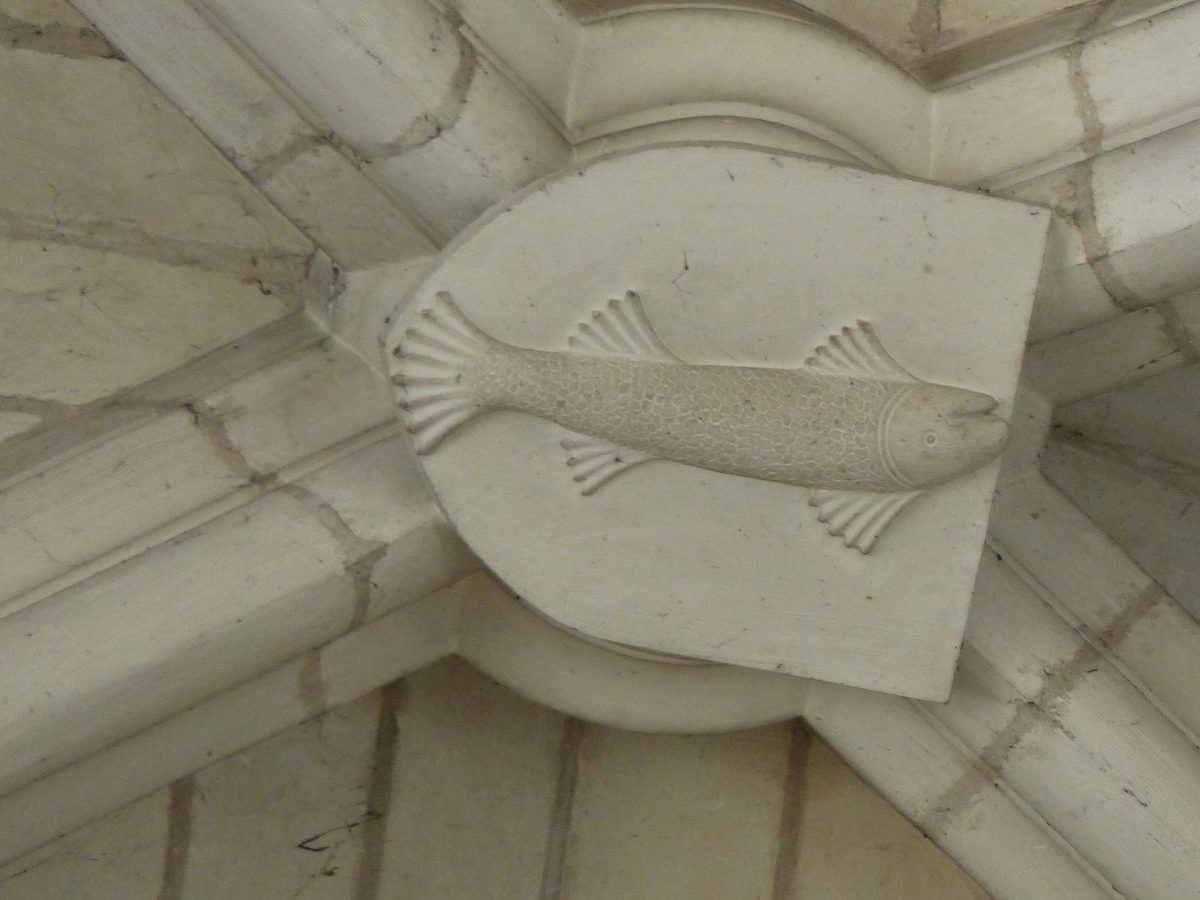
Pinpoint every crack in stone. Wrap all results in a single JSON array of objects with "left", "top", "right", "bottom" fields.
[
  {"left": 909, "top": 0, "right": 942, "bottom": 56},
  {"left": 770, "top": 719, "right": 811, "bottom": 900},
  {"left": 0, "top": 210, "right": 310, "bottom": 283},
  {"left": 184, "top": 401, "right": 272, "bottom": 485},
  {"left": 156, "top": 777, "right": 196, "bottom": 900},
  {"left": 299, "top": 250, "right": 344, "bottom": 333},
  {"left": 1069, "top": 0, "right": 1120, "bottom": 41},
  {"left": 348, "top": 544, "right": 389, "bottom": 630},
  {"left": 539, "top": 717, "right": 586, "bottom": 900},
  {"left": 1079, "top": 0, "right": 1124, "bottom": 39},
  {"left": 923, "top": 642, "right": 1104, "bottom": 834},
  {"left": 248, "top": 132, "right": 332, "bottom": 185},
  {"left": 1065, "top": 37, "right": 1102, "bottom": 158},
  {"left": 354, "top": 18, "right": 478, "bottom": 161},
  {"left": 354, "top": 681, "right": 406, "bottom": 900},
  {"left": 0, "top": 11, "right": 123, "bottom": 60},
  {"left": 919, "top": 752, "right": 995, "bottom": 839},
  {"left": 1022, "top": 644, "right": 1103, "bottom": 730},
  {"left": 0, "top": 857, "right": 52, "bottom": 884},
  {"left": 1093, "top": 582, "right": 1167, "bottom": 650},
  {"left": 297, "top": 648, "right": 329, "bottom": 720},
  {"left": 0, "top": 395, "right": 72, "bottom": 421},
  {"left": 278, "top": 483, "right": 388, "bottom": 570},
  {"left": 294, "top": 811, "right": 379, "bottom": 862},
  {"left": 908, "top": 0, "right": 1121, "bottom": 86},
  {"left": 1064, "top": 45, "right": 1145, "bottom": 311},
  {"left": 1159, "top": 299, "right": 1200, "bottom": 361},
  {"left": 1075, "top": 167, "right": 1145, "bottom": 311},
  {"left": 19, "top": 523, "right": 68, "bottom": 568}
]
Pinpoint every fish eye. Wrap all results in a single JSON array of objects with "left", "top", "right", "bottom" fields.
[{"left": 923, "top": 431, "right": 939, "bottom": 447}]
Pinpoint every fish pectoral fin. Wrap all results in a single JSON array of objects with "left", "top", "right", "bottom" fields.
[
  {"left": 804, "top": 320, "right": 919, "bottom": 383},
  {"left": 561, "top": 433, "right": 656, "bottom": 495},
  {"left": 808, "top": 489, "right": 920, "bottom": 554},
  {"left": 566, "top": 291, "right": 682, "bottom": 362}
]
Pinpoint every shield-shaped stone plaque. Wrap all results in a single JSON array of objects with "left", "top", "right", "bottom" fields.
[{"left": 386, "top": 144, "right": 1048, "bottom": 700}]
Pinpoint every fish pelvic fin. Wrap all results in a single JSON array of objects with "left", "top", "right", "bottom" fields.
[
  {"left": 804, "top": 320, "right": 918, "bottom": 383},
  {"left": 567, "top": 291, "right": 682, "bottom": 362},
  {"left": 562, "top": 432, "right": 656, "bottom": 495},
  {"left": 392, "top": 291, "right": 493, "bottom": 454},
  {"left": 809, "top": 488, "right": 920, "bottom": 554}
]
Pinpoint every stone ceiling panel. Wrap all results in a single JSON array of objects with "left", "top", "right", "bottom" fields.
[
  {"left": 0, "top": 45, "right": 309, "bottom": 263},
  {"left": 3, "top": 0, "right": 1200, "bottom": 894},
  {"left": 2, "top": 0, "right": 85, "bottom": 26},
  {"left": 0, "top": 240, "right": 292, "bottom": 405}
]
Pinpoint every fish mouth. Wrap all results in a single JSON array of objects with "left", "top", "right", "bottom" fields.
[
  {"left": 950, "top": 392, "right": 1010, "bottom": 456},
  {"left": 957, "top": 406, "right": 1011, "bottom": 458},
  {"left": 949, "top": 391, "right": 1000, "bottom": 418}
]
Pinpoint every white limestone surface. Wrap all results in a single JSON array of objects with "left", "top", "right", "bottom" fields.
[
  {"left": 0, "top": 46, "right": 307, "bottom": 260},
  {"left": 0, "top": 241, "right": 291, "bottom": 404},
  {"left": 0, "top": 790, "right": 167, "bottom": 899},
  {"left": 387, "top": 144, "right": 1046, "bottom": 700},
  {"left": 560, "top": 723, "right": 790, "bottom": 900},
  {"left": 182, "top": 694, "right": 379, "bottom": 899},
  {"left": 0, "top": 412, "right": 40, "bottom": 443},
  {"left": 0, "top": 0, "right": 92, "bottom": 28}
]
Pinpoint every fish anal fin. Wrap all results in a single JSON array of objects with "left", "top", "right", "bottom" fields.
[
  {"left": 809, "top": 488, "right": 919, "bottom": 554},
  {"left": 562, "top": 433, "right": 656, "bottom": 495},
  {"left": 804, "top": 320, "right": 918, "bottom": 383},
  {"left": 566, "top": 291, "right": 681, "bottom": 363}
]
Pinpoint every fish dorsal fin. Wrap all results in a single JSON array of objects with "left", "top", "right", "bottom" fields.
[
  {"left": 809, "top": 489, "right": 920, "bottom": 554},
  {"left": 567, "top": 291, "right": 681, "bottom": 362},
  {"left": 805, "top": 321, "right": 917, "bottom": 382},
  {"left": 561, "top": 433, "right": 657, "bottom": 495}
]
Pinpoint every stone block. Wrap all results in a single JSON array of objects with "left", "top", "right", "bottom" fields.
[
  {"left": 0, "top": 790, "right": 167, "bottom": 900},
  {"left": 0, "top": 240, "right": 290, "bottom": 404},
  {"left": 182, "top": 695, "right": 379, "bottom": 899},
  {"left": 561, "top": 723, "right": 789, "bottom": 900},
  {"left": 0, "top": 48, "right": 307, "bottom": 258},
  {"left": 374, "top": 659, "right": 566, "bottom": 899}
]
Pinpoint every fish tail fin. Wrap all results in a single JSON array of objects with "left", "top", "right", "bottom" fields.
[{"left": 392, "top": 291, "right": 495, "bottom": 454}]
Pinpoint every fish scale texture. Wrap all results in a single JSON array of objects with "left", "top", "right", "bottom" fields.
[{"left": 474, "top": 347, "right": 902, "bottom": 492}]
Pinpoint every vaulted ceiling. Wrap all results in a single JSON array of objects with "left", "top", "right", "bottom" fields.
[{"left": 3, "top": 1, "right": 1200, "bottom": 898}]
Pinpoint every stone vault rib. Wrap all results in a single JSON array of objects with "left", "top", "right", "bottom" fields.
[
  {"left": 0, "top": 573, "right": 1118, "bottom": 900},
  {"left": 71, "top": 0, "right": 571, "bottom": 261},
  {"left": 19, "top": 3, "right": 1200, "bottom": 895},
  {"left": 928, "top": 552, "right": 1200, "bottom": 899},
  {"left": 991, "top": 473, "right": 1200, "bottom": 746},
  {"left": 0, "top": 424, "right": 473, "bottom": 798}
]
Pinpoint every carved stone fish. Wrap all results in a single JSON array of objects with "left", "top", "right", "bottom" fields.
[{"left": 392, "top": 291, "right": 1009, "bottom": 553}]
